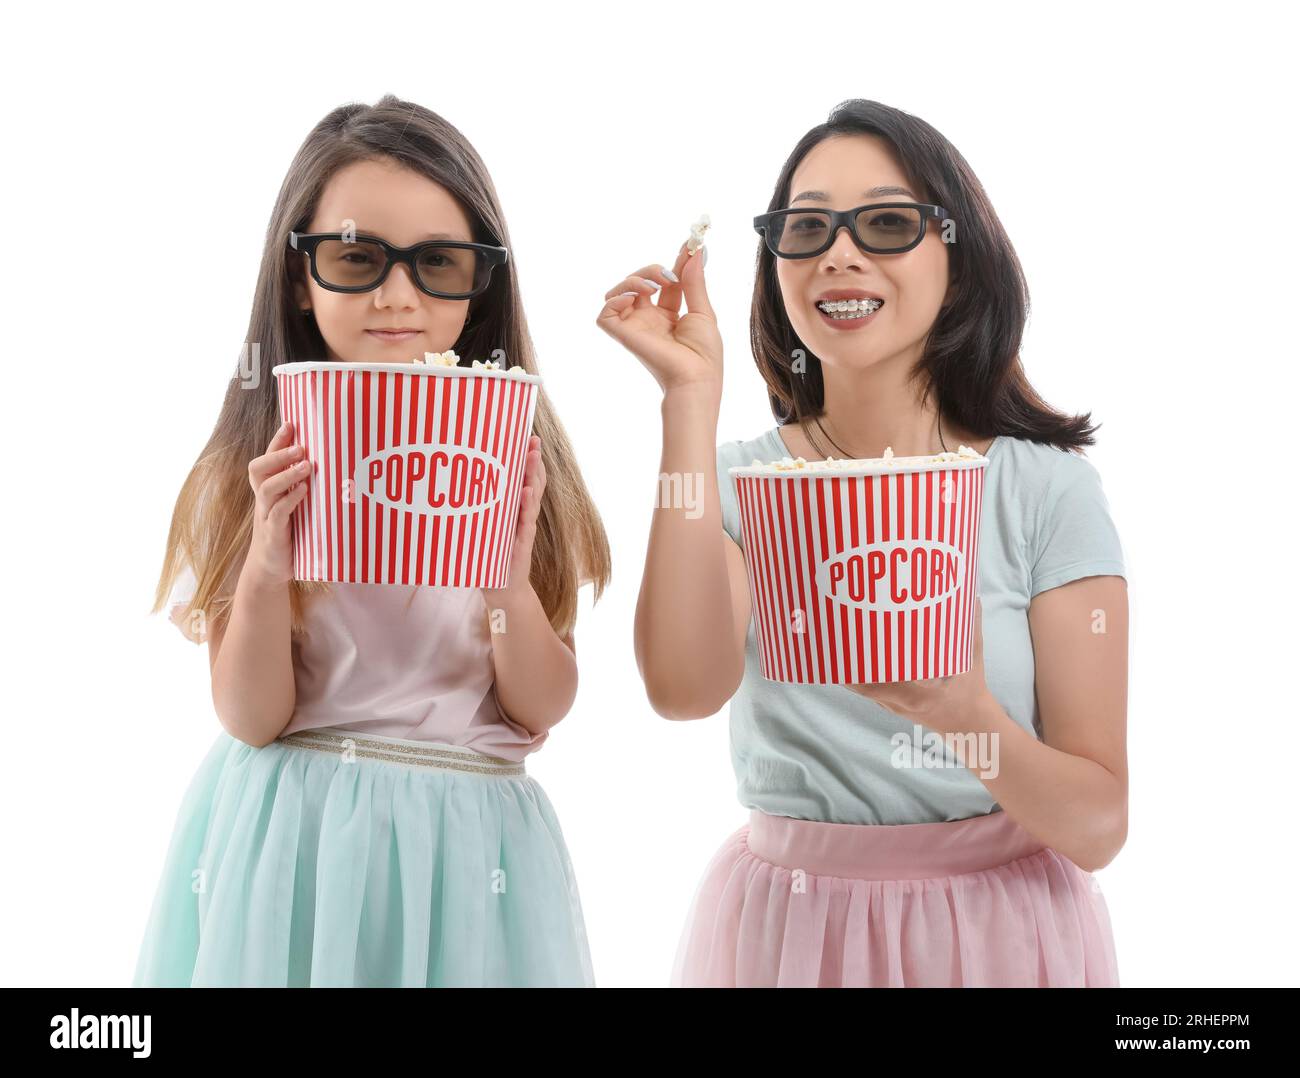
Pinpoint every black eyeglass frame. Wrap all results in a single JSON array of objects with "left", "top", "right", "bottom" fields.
[
  {"left": 288, "top": 231, "right": 509, "bottom": 299},
  {"left": 752, "top": 202, "right": 950, "bottom": 258}
]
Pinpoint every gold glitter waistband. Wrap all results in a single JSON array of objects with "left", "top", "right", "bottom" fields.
[{"left": 274, "top": 728, "right": 527, "bottom": 777}]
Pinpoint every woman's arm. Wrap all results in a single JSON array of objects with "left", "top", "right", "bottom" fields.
[
  {"left": 634, "top": 385, "right": 748, "bottom": 719},
  {"left": 592, "top": 240, "right": 743, "bottom": 720},
  {"left": 968, "top": 575, "right": 1129, "bottom": 871}
]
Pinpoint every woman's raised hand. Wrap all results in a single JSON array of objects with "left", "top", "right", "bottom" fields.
[
  {"left": 245, "top": 420, "right": 310, "bottom": 588},
  {"left": 596, "top": 240, "right": 723, "bottom": 396}
]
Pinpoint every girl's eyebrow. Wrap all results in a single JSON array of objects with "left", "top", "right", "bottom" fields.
[
  {"left": 354, "top": 229, "right": 464, "bottom": 242},
  {"left": 790, "top": 185, "right": 918, "bottom": 203}
]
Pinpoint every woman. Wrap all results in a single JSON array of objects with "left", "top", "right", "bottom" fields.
[{"left": 597, "top": 98, "right": 1127, "bottom": 987}]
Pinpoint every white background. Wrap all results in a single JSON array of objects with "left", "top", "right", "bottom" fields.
[{"left": 3, "top": 0, "right": 1296, "bottom": 988}]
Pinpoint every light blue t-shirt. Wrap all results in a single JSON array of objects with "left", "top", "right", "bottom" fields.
[{"left": 716, "top": 428, "right": 1128, "bottom": 825}]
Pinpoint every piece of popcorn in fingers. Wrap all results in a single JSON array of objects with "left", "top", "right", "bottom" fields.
[{"left": 686, "top": 214, "right": 711, "bottom": 255}]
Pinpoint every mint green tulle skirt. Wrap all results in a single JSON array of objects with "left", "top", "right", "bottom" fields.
[{"left": 132, "top": 727, "right": 594, "bottom": 987}]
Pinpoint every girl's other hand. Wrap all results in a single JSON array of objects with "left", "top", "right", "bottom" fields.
[
  {"left": 245, "top": 420, "right": 310, "bottom": 588},
  {"left": 483, "top": 434, "right": 544, "bottom": 604},
  {"left": 596, "top": 241, "right": 722, "bottom": 397}
]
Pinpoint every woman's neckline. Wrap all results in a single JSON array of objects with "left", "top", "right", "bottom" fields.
[{"left": 766, "top": 424, "right": 1001, "bottom": 464}]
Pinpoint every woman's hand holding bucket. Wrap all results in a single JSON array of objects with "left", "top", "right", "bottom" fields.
[
  {"left": 596, "top": 240, "right": 723, "bottom": 398},
  {"left": 844, "top": 597, "right": 994, "bottom": 733}
]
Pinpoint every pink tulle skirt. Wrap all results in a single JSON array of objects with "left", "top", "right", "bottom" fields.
[{"left": 671, "top": 808, "right": 1119, "bottom": 987}]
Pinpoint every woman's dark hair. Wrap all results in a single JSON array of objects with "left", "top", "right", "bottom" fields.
[{"left": 751, "top": 98, "right": 1100, "bottom": 454}]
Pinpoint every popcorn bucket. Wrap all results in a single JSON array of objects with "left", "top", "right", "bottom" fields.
[
  {"left": 729, "top": 451, "right": 989, "bottom": 684},
  {"left": 270, "top": 361, "right": 541, "bottom": 588}
]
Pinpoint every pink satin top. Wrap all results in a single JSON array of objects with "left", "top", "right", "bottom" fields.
[{"left": 165, "top": 561, "right": 547, "bottom": 761}]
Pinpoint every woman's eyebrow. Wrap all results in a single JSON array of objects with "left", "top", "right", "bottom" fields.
[{"left": 790, "top": 185, "right": 918, "bottom": 203}]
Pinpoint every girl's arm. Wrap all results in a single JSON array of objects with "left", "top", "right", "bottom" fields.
[
  {"left": 207, "top": 419, "right": 310, "bottom": 748},
  {"left": 209, "top": 570, "right": 297, "bottom": 748},
  {"left": 485, "top": 587, "right": 578, "bottom": 736},
  {"left": 482, "top": 435, "right": 577, "bottom": 736}
]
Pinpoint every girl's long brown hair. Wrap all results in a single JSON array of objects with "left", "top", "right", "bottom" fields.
[
  {"left": 752, "top": 98, "right": 1102, "bottom": 456},
  {"left": 153, "top": 95, "right": 611, "bottom": 639}
]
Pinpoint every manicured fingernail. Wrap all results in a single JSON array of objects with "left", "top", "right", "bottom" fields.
[
  {"left": 639, "top": 277, "right": 660, "bottom": 291},
  {"left": 700, "top": 245, "right": 708, "bottom": 267},
  {"left": 662, "top": 268, "right": 679, "bottom": 283},
  {"left": 619, "top": 290, "right": 638, "bottom": 297}
]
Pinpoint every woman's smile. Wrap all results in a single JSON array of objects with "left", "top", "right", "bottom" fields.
[{"left": 815, "top": 292, "right": 887, "bottom": 332}]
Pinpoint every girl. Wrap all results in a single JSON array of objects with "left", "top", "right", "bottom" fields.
[
  {"left": 134, "top": 95, "right": 610, "bottom": 987},
  {"left": 598, "top": 99, "right": 1128, "bottom": 988}
]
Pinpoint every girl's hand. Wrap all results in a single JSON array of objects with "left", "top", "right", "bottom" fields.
[
  {"left": 845, "top": 597, "right": 994, "bottom": 734},
  {"left": 483, "top": 434, "right": 545, "bottom": 603},
  {"left": 596, "top": 241, "right": 723, "bottom": 396},
  {"left": 245, "top": 420, "right": 310, "bottom": 588}
]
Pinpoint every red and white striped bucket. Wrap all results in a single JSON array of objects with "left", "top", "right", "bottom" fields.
[
  {"left": 730, "top": 454, "right": 988, "bottom": 684},
  {"left": 270, "top": 361, "right": 541, "bottom": 589}
]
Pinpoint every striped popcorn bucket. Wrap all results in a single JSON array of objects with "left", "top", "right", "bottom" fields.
[
  {"left": 270, "top": 361, "right": 541, "bottom": 589},
  {"left": 729, "top": 455, "right": 988, "bottom": 684}
]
